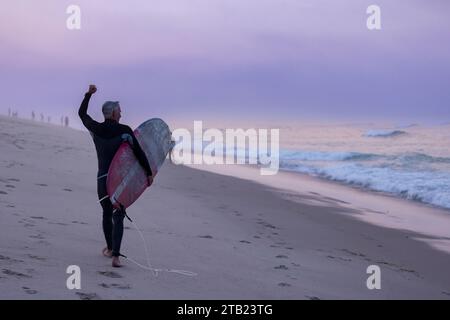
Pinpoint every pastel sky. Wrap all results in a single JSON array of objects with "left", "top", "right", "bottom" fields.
[{"left": 1, "top": 0, "right": 449, "bottom": 126}]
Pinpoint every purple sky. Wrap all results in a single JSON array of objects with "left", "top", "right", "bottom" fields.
[{"left": 1, "top": 0, "right": 450, "bottom": 127}]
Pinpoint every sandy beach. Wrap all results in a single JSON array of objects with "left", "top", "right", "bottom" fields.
[{"left": 1, "top": 115, "right": 450, "bottom": 299}]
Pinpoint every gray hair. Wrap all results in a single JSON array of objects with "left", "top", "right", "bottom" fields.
[{"left": 102, "top": 101, "right": 120, "bottom": 118}]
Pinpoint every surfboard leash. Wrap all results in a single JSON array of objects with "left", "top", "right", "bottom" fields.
[
  {"left": 110, "top": 202, "right": 197, "bottom": 277},
  {"left": 95, "top": 179, "right": 196, "bottom": 277},
  {"left": 121, "top": 217, "right": 197, "bottom": 277}
]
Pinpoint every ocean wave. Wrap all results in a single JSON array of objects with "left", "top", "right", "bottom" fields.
[
  {"left": 396, "top": 152, "right": 450, "bottom": 164},
  {"left": 395, "top": 123, "right": 418, "bottom": 129},
  {"left": 363, "top": 130, "right": 407, "bottom": 138},
  {"left": 279, "top": 150, "right": 378, "bottom": 162},
  {"left": 280, "top": 163, "right": 450, "bottom": 210}
]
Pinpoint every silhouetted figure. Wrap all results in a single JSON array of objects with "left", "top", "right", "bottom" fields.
[
  {"left": 32, "top": 111, "right": 36, "bottom": 121},
  {"left": 40, "top": 113, "right": 44, "bottom": 122},
  {"left": 47, "top": 116, "right": 51, "bottom": 123},
  {"left": 65, "top": 116, "right": 69, "bottom": 127}
]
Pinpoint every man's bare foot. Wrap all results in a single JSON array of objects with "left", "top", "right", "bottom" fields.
[
  {"left": 112, "top": 256, "right": 122, "bottom": 268},
  {"left": 102, "top": 247, "right": 112, "bottom": 258}
]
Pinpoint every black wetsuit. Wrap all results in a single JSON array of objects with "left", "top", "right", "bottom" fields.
[{"left": 78, "top": 92, "right": 152, "bottom": 257}]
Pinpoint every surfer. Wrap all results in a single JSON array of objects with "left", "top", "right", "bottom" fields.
[{"left": 78, "top": 85, "right": 153, "bottom": 267}]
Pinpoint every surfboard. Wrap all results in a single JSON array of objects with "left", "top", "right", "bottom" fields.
[{"left": 106, "top": 118, "right": 174, "bottom": 209}]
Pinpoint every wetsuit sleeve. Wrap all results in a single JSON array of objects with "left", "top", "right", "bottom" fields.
[
  {"left": 126, "top": 127, "right": 153, "bottom": 177},
  {"left": 78, "top": 93, "right": 100, "bottom": 132}
]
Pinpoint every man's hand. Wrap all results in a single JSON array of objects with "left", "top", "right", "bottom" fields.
[
  {"left": 87, "top": 84, "right": 97, "bottom": 94},
  {"left": 147, "top": 175, "right": 153, "bottom": 187}
]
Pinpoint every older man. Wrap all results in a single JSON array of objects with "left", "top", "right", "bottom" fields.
[{"left": 78, "top": 85, "right": 152, "bottom": 267}]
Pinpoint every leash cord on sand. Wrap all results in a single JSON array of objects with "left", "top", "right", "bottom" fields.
[{"left": 120, "top": 215, "right": 197, "bottom": 277}]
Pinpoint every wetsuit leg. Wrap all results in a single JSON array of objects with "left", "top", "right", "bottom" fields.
[
  {"left": 97, "top": 179, "right": 113, "bottom": 251},
  {"left": 112, "top": 208, "right": 125, "bottom": 257}
]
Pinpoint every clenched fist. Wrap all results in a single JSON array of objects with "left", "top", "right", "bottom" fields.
[{"left": 87, "top": 84, "right": 97, "bottom": 94}]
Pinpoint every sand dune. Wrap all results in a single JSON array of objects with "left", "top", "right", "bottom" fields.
[{"left": 1, "top": 115, "right": 450, "bottom": 299}]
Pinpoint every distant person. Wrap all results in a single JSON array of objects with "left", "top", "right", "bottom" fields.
[
  {"left": 78, "top": 85, "right": 153, "bottom": 267},
  {"left": 64, "top": 116, "right": 69, "bottom": 127},
  {"left": 47, "top": 116, "right": 51, "bottom": 123},
  {"left": 40, "top": 113, "right": 44, "bottom": 122},
  {"left": 32, "top": 111, "right": 35, "bottom": 121}
]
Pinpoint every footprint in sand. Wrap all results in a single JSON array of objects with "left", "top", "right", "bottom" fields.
[
  {"left": 23, "top": 223, "right": 35, "bottom": 228},
  {"left": 63, "top": 188, "right": 72, "bottom": 192},
  {"left": 71, "top": 221, "right": 88, "bottom": 225},
  {"left": 5, "top": 185, "right": 15, "bottom": 188},
  {"left": 0, "top": 191, "right": 8, "bottom": 195},
  {"left": 274, "top": 265, "right": 289, "bottom": 270},
  {"left": 29, "top": 234, "right": 45, "bottom": 240},
  {"left": 278, "top": 282, "right": 292, "bottom": 287},
  {"left": 22, "top": 287, "right": 38, "bottom": 295},
  {"left": 8, "top": 178, "right": 20, "bottom": 182},
  {"left": 99, "top": 283, "right": 131, "bottom": 289},
  {"left": 198, "top": 235, "right": 213, "bottom": 239},
  {"left": 0, "top": 255, "right": 24, "bottom": 263},
  {"left": 327, "top": 255, "right": 352, "bottom": 261},
  {"left": 239, "top": 240, "right": 251, "bottom": 244},
  {"left": 6, "top": 161, "right": 24, "bottom": 168},
  {"left": 30, "top": 216, "right": 46, "bottom": 220},
  {"left": 76, "top": 292, "right": 100, "bottom": 300},
  {"left": 2, "top": 269, "right": 32, "bottom": 278},
  {"left": 340, "top": 249, "right": 366, "bottom": 258},
  {"left": 35, "top": 183, "right": 48, "bottom": 187},
  {"left": 253, "top": 235, "right": 261, "bottom": 239},
  {"left": 275, "top": 255, "right": 288, "bottom": 259},
  {"left": 49, "top": 222, "right": 69, "bottom": 226},
  {"left": 305, "top": 295, "right": 321, "bottom": 300},
  {"left": 98, "top": 271, "right": 123, "bottom": 279},
  {"left": 257, "top": 220, "right": 278, "bottom": 230},
  {"left": 37, "top": 240, "right": 51, "bottom": 246},
  {"left": 27, "top": 254, "right": 46, "bottom": 261},
  {"left": 217, "top": 204, "right": 229, "bottom": 210}
]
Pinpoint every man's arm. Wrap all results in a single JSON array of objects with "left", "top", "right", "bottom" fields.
[
  {"left": 125, "top": 127, "right": 153, "bottom": 178},
  {"left": 78, "top": 85, "right": 99, "bottom": 131}
]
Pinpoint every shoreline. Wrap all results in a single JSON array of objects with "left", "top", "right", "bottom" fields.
[
  {"left": 185, "top": 162, "right": 450, "bottom": 255},
  {"left": 281, "top": 167, "right": 450, "bottom": 214}
]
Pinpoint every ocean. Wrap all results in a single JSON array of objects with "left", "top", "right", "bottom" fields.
[
  {"left": 276, "top": 123, "right": 450, "bottom": 210},
  {"left": 180, "top": 121, "right": 450, "bottom": 210}
]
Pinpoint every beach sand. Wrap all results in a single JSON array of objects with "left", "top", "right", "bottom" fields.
[{"left": 1, "top": 115, "right": 450, "bottom": 299}]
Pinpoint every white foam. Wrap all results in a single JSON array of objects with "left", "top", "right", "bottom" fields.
[{"left": 363, "top": 129, "right": 407, "bottom": 137}]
